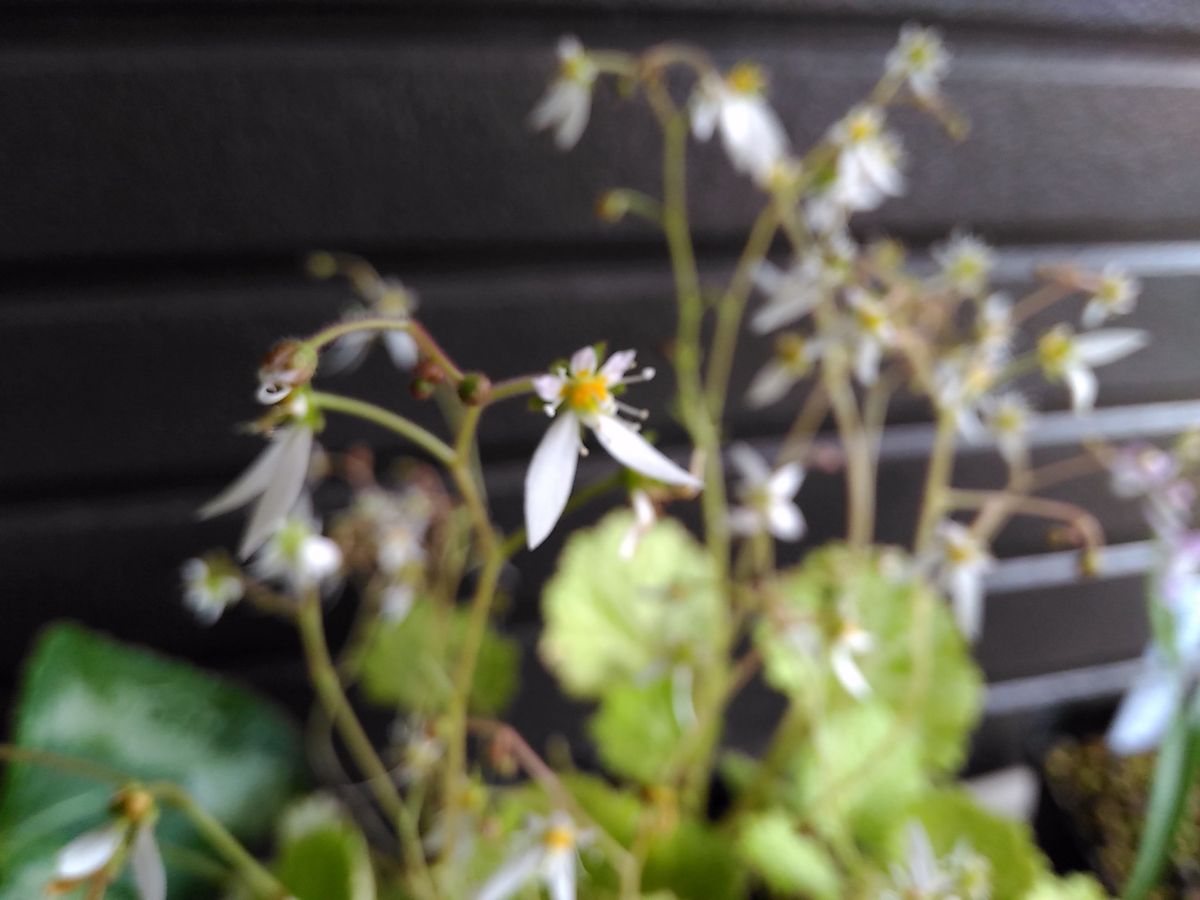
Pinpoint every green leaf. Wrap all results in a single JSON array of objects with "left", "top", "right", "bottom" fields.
[
  {"left": 736, "top": 811, "right": 841, "bottom": 899},
  {"left": 0, "top": 622, "right": 307, "bottom": 900},
  {"left": 359, "top": 603, "right": 519, "bottom": 715},
  {"left": 590, "top": 677, "right": 686, "bottom": 785},
  {"left": 274, "top": 796, "right": 376, "bottom": 900},
  {"left": 756, "top": 544, "right": 982, "bottom": 774},
  {"left": 540, "top": 512, "right": 724, "bottom": 699},
  {"left": 899, "top": 788, "right": 1047, "bottom": 900},
  {"left": 1027, "top": 873, "right": 1111, "bottom": 899}
]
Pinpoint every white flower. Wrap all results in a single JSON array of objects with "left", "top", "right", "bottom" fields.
[
  {"left": 982, "top": 392, "right": 1033, "bottom": 466},
  {"left": 932, "top": 355, "right": 997, "bottom": 443},
  {"left": 1037, "top": 325, "right": 1149, "bottom": 413},
  {"left": 475, "top": 812, "right": 588, "bottom": 900},
  {"left": 933, "top": 521, "right": 994, "bottom": 641},
  {"left": 52, "top": 817, "right": 165, "bottom": 900},
  {"left": 252, "top": 508, "right": 343, "bottom": 594},
  {"left": 530, "top": 36, "right": 597, "bottom": 150},
  {"left": 746, "top": 332, "right": 822, "bottom": 408},
  {"left": 976, "top": 292, "right": 1014, "bottom": 364},
  {"left": 1082, "top": 265, "right": 1140, "bottom": 329},
  {"left": 321, "top": 278, "right": 420, "bottom": 375},
  {"left": 847, "top": 288, "right": 897, "bottom": 386},
  {"left": 691, "top": 63, "right": 790, "bottom": 185},
  {"left": 525, "top": 346, "right": 701, "bottom": 550},
  {"left": 828, "top": 105, "right": 905, "bottom": 213},
  {"left": 830, "top": 621, "right": 875, "bottom": 699},
  {"left": 728, "top": 444, "right": 806, "bottom": 541},
  {"left": 1107, "top": 443, "right": 1193, "bottom": 537},
  {"left": 885, "top": 24, "right": 950, "bottom": 102},
  {"left": 199, "top": 394, "right": 316, "bottom": 560},
  {"left": 750, "top": 233, "right": 856, "bottom": 335},
  {"left": 180, "top": 557, "right": 244, "bottom": 625},
  {"left": 881, "top": 823, "right": 955, "bottom": 899},
  {"left": 933, "top": 231, "right": 994, "bottom": 296},
  {"left": 618, "top": 489, "right": 658, "bottom": 560}
]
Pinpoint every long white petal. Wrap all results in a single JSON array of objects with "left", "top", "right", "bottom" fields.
[
  {"left": 831, "top": 644, "right": 871, "bottom": 699},
  {"left": 1108, "top": 659, "right": 1182, "bottom": 755},
  {"left": 570, "top": 345, "right": 597, "bottom": 375},
  {"left": 383, "top": 331, "right": 420, "bottom": 370},
  {"left": 319, "top": 331, "right": 373, "bottom": 376},
  {"left": 198, "top": 436, "right": 288, "bottom": 520},
  {"left": 768, "top": 500, "right": 806, "bottom": 542},
  {"left": 525, "top": 414, "right": 581, "bottom": 550},
  {"left": 951, "top": 569, "right": 985, "bottom": 641},
  {"left": 239, "top": 426, "right": 314, "bottom": 560},
  {"left": 593, "top": 416, "right": 702, "bottom": 489},
  {"left": 544, "top": 849, "right": 577, "bottom": 900},
  {"left": 131, "top": 825, "right": 166, "bottom": 900},
  {"left": 1074, "top": 329, "right": 1149, "bottom": 367},
  {"left": 745, "top": 362, "right": 795, "bottom": 408},
  {"left": 475, "top": 847, "right": 543, "bottom": 900},
  {"left": 769, "top": 461, "right": 805, "bottom": 499},
  {"left": 600, "top": 349, "right": 637, "bottom": 381},
  {"left": 55, "top": 824, "right": 124, "bottom": 879},
  {"left": 751, "top": 295, "right": 816, "bottom": 334},
  {"left": 1065, "top": 365, "right": 1098, "bottom": 413},
  {"left": 729, "top": 442, "right": 771, "bottom": 486},
  {"left": 553, "top": 86, "right": 592, "bottom": 150},
  {"left": 690, "top": 93, "right": 720, "bottom": 141}
]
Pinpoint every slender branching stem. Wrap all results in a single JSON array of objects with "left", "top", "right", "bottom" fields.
[{"left": 311, "top": 392, "right": 455, "bottom": 466}]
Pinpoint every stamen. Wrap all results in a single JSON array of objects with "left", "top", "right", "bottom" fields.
[{"left": 616, "top": 401, "right": 650, "bottom": 421}]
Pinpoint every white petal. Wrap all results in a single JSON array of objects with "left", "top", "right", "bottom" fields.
[
  {"left": 592, "top": 416, "right": 702, "bottom": 489},
  {"left": 1107, "top": 659, "right": 1182, "bottom": 755},
  {"left": 475, "top": 847, "right": 543, "bottom": 900},
  {"left": 950, "top": 569, "right": 985, "bottom": 641},
  {"left": 533, "top": 374, "right": 565, "bottom": 404},
  {"left": 543, "top": 849, "right": 577, "bottom": 900},
  {"left": 300, "top": 535, "right": 343, "bottom": 582},
  {"left": 239, "top": 426, "right": 314, "bottom": 560},
  {"left": 198, "top": 435, "right": 288, "bottom": 520},
  {"left": 720, "top": 98, "right": 789, "bottom": 181},
  {"left": 769, "top": 461, "right": 805, "bottom": 499},
  {"left": 745, "top": 361, "right": 796, "bottom": 408},
  {"left": 768, "top": 500, "right": 807, "bottom": 542},
  {"left": 131, "top": 825, "right": 166, "bottom": 900},
  {"left": 831, "top": 644, "right": 871, "bottom": 699},
  {"left": 55, "top": 824, "right": 124, "bottom": 879},
  {"left": 751, "top": 295, "right": 817, "bottom": 334},
  {"left": 854, "top": 339, "right": 882, "bottom": 386},
  {"left": 690, "top": 89, "right": 720, "bottom": 141},
  {"left": 525, "top": 414, "right": 581, "bottom": 550},
  {"left": 552, "top": 86, "right": 592, "bottom": 150},
  {"left": 1065, "top": 364, "right": 1098, "bottom": 413},
  {"left": 600, "top": 349, "right": 637, "bottom": 381},
  {"left": 569, "top": 345, "right": 597, "bottom": 375},
  {"left": 1080, "top": 299, "right": 1107, "bottom": 330},
  {"left": 1074, "top": 329, "right": 1149, "bottom": 367},
  {"left": 319, "top": 331, "right": 373, "bottom": 376},
  {"left": 729, "top": 442, "right": 771, "bottom": 486},
  {"left": 383, "top": 331, "right": 420, "bottom": 370},
  {"left": 752, "top": 260, "right": 783, "bottom": 296}
]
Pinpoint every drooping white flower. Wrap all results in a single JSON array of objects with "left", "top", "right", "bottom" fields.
[
  {"left": 745, "top": 332, "right": 822, "bottom": 409},
  {"left": 750, "top": 233, "right": 856, "bottom": 334},
  {"left": 827, "top": 105, "right": 905, "bottom": 213},
  {"left": 982, "top": 392, "right": 1033, "bottom": 466},
  {"left": 321, "top": 277, "right": 420, "bottom": 375},
  {"left": 933, "top": 231, "right": 995, "bottom": 296},
  {"left": 180, "top": 556, "right": 244, "bottom": 625},
  {"left": 830, "top": 620, "right": 875, "bottom": 699},
  {"left": 525, "top": 346, "right": 701, "bottom": 550},
  {"left": 728, "top": 443, "right": 806, "bottom": 541},
  {"left": 885, "top": 24, "right": 950, "bottom": 102},
  {"left": 1081, "top": 265, "right": 1140, "bottom": 329},
  {"left": 933, "top": 521, "right": 994, "bottom": 641},
  {"left": 252, "top": 507, "right": 343, "bottom": 594},
  {"left": 691, "top": 63, "right": 790, "bottom": 185},
  {"left": 52, "top": 810, "right": 165, "bottom": 900},
  {"left": 199, "top": 399, "right": 317, "bottom": 561},
  {"left": 1037, "top": 324, "right": 1149, "bottom": 413},
  {"left": 618, "top": 489, "right": 658, "bottom": 560},
  {"left": 475, "top": 812, "right": 589, "bottom": 900},
  {"left": 847, "top": 288, "right": 897, "bottom": 386},
  {"left": 53, "top": 824, "right": 124, "bottom": 885},
  {"left": 530, "top": 36, "right": 597, "bottom": 151}
]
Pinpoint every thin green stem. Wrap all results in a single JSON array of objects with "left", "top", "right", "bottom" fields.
[
  {"left": 311, "top": 391, "right": 455, "bottom": 466},
  {"left": 914, "top": 412, "right": 957, "bottom": 555}
]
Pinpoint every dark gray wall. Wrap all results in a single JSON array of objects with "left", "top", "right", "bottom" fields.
[{"left": 3, "top": 0, "right": 1199, "bottom": 762}]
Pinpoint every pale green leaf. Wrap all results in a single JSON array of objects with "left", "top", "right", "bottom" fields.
[
  {"left": 736, "top": 810, "right": 841, "bottom": 899},
  {"left": 590, "top": 677, "right": 686, "bottom": 785}
]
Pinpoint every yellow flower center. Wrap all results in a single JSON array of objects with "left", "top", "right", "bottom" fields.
[
  {"left": 1096, "top": 276, "right": 1125, "bottom": 304},
  {"left": 946, "top": 538, "right": 974, "bottom": 566},
  {"left": 1037, "top": 327, "right": 1073, "bottom": 373},
  {"left": 855, "top": 303, "right": 888, "bottom": 335},
  {"left": 727, "top": 62, "right": 766, "bottom": 95},
  {"left": 561, "top": 373, "right": 611, "bottom": 414},
  {"left": 543, "top": 826, "right": 575, "bottom": 851},
  {"left": 775, "top": 333, "right": 809, "bottom": 371},
  {"left": 846, "top": 111, "right": 879, "bottom": 143}
]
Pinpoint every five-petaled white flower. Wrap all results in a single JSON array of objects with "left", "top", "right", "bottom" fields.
[
  {"left": 746, "top": 332, "right": 822, "bottom": 409},
  {"left": 475, "top": 812, "right": 590, "bottom": 900},
  {"left": 828, "top": 105, "right": 905, "bottom": 213},
  {"left": 932, "top": 521, "right": 994, "bottom": 641},
  {"left": 321, "top": 277, "right": 420, "bottom": 375},
  {"left": 1037, "top": 324, "right": 1149, "bottom": 413},
  {"left": 618, "top": 488, "right": 658, "bottom": 560},
  {"left": 728, "top": 443, "right": 806, "bottom": 541},
  {"left": 180, "top": 556, "right": 244, "bottom": 625},
  {"left": 51, "top": 798, "right": 165, "bottom": 900},
  {"left": 933, "top": 231, "right": 995, "bottom": 296},
  {"left": 1081, "top": 264, "right": 1141, "bottom": 329},
  {"left": 199, "top": 393, "right": 317, "bottom": 560},
  {"left": 982, "top": 392, "right": 1033, "bottom": 467},
  {"left": 691, "top": 63, "right": 790, "bottom": 186},
  {"left": 252, "top": 506, "right": 343, "bottom": 594},
  {"left": 885, "top": 24, "right": 950, "bottom": 102},
  {"left": 525, "top": 346, "right": 701, "bottom": 550},
  {"left": 530, "top": 36, "right": 598, "bottom": 150}
]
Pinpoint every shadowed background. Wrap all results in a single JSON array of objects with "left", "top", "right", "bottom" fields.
[{"left": 2, "top": 0, "right": 1200, "bottom": 769}]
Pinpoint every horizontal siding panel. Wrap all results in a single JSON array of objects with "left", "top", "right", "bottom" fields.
[
  {"left": 2, "top": 244, "right": 1197, "bottom": 495},
  {"left": 3, "top": 26, "right": 1200, "bottom": 262}
]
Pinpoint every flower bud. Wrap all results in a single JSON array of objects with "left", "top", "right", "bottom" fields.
[
  {"left": 305, "top": 251, "right": 338, "bottom": 280},
  {"left": 410, "top": 376, "right": 437, "bottom": 401},
  {"left": 112, "top": 786, "right": 155, "bottom": 824},
  {"left": 258, "top": 340, "right": 318, "bottom": 404},
  {"left": 457, "top": 372, "right": 493, "bottom": 406},
  {"left": 596, "top": 190, "right": 630, "bottom": 222}
]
